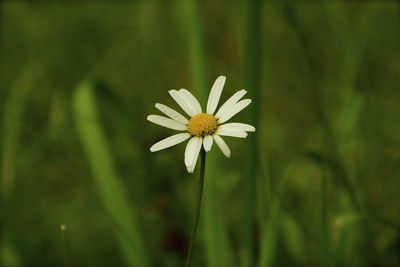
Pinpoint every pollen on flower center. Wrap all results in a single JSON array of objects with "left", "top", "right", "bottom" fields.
[{"left": 187, "top": 113, "right": 218, "bottom": 137}]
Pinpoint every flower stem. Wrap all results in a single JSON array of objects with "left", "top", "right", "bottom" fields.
[
  {"left": 60, "top": 224, "right": 69, "bottom": 267},
  {"left": 185, "top": 149, "right": 206, "bottom": 267}
]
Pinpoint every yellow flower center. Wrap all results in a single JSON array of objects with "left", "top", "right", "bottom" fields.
[{"left": 187, "top": 113, "right": 218, "bottom": 137}]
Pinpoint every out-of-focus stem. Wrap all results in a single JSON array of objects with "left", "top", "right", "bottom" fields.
[{"left": 243, "top": 0, "right": 262, "bottom": 266}]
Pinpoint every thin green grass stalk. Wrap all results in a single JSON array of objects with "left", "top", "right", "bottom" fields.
[
  {"left": 258, "top": 152, "right": 280, "bottom": 267},
  {"left": 321, "top": 171, "right": 330, "bottom": 265},
  {"left": 1, "top": 65, "right": 38, "bottom": 203},
  {"left": 185, "top": 149, "right": 206, "bottom": 267},
  {"left": 72, "top": 81, "right": 148, "bottom": 267},
  {"left": 1, "top": 63, "right": 40, "bottom": 267},
  {"left": 177, "top": 1, "right": 232, "bottom": 266},
  {"left": 281, "top": 4, "right": 336, "bottom": 264},
  {"left": 282, "top": 0, "right": 362, "bottom": 212},
  {"left": 202, "top": 163, "right": 232, "bottom": 267},
  {"left": 243, "top": 0, "right": 262, "bottom": 266},
  {"left": 177, "top": 0, "right": 207, "bottom": 103},
  {"left": 323, "top": 3, "right": 379, "bottom": 264},
  {"left": 259, "top": 200, "right": 281, "bottom": 267},
  {"left": 60, "top": 224, "right": 69, "bottom": 267},
  {"left": 282, "top": 2, "right": 371, "bottom": 265},
  {"left": 324, "top": 0, "right": 371, "bottom": 212}
]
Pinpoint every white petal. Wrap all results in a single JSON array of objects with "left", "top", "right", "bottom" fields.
[
  {"left": 215, "top": 89, "right": 247, "bottom": 119},
  {"left": 213, "top": 135, "right": 231, "bottom": 158},
  {"left": 184, "top": 138, "right": 197, "bottom": 167},
  {"left": 184, "top": 137, "right": 202, "bottom": 173},
  {"left": 206, "top": 76, "right": 226, "bottom": 114},
  {"left": 169, "top": 90, "right": 196, "bottom": 117},
  {"left": 188, "top": 139, "right": 202, "bottom": 173},
  {"left": 217, "top": 99, "right": 252, "bottom": 124},
  {"left": 150, "top": 133, "right": 191, "bottom": 152},
  {"left": 155, "top": 103, "right": 189, "bottom": 124},
  {"left": 218, "top": 123, "right": 255, "bottom": 132},
  {"left": 178, "top": 89, "right": 202, "bottom": 115},
  {"left": 147, "top": 115, "right": 187, "bottom": 131},
  {"left": 203, "top": 135, "right": 213, "bottom": 152},
  {"left": 216, "top": 128, "right": 248, "bottom": 138}
]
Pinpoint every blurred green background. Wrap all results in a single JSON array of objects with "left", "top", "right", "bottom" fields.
[{"left": 1, "top": 0, "right": 400, "bottom": 266}]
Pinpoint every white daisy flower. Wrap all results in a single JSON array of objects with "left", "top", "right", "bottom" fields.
[{"left": 147, "top": 75, "right": 255, "bottom": 173}]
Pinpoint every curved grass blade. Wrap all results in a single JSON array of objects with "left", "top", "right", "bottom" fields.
[
  {"left": 72, "top": 81, "right": 148, "bottom": 267},
  {"left": 1, "top": 63, "right": 41, "bottom": 266}
]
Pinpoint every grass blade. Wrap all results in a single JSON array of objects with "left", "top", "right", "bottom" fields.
[
  {"left": 243, "top": 0, "right": 262, "bottom": 266},
  {"left": 0, "top": 63, "right": 41, "bottom": 266},
  {"left": 72, "top": 81, "right": 148, "bottom": 267},
  {"left": 176, "top": 0, "right": 207, "bottom": 103}
]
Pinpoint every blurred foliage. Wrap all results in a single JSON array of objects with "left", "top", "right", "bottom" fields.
[{"left": 1, "top": 1, "right": 400, "bottom": 266}]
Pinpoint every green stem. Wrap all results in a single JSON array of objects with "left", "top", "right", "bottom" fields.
[
  {"left": 243, "top": 0, "right": 262, "bottom": 265},
  {"left": 321, "top": 172, "right": 330, "bottom": 265},
  {"left": 185, "top": 149, "right": 206, "bottom": 267},
  {"left": 60, "top": 225, "right": 69, "bottom": 267}
]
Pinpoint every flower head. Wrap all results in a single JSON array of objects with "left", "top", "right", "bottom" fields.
[{"left": 147, "top": 76, "right": 255, "bottom": 173}]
